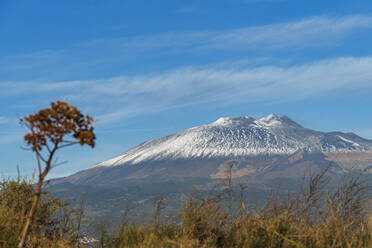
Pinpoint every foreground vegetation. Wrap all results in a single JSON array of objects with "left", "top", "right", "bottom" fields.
[
  {"left": 102, "top": 168, "right": 372, "bottom": 248},
  {"left": 0, "top": 178, "right": 83, "bottom": 247},
  {"left": 1, "top": 167, "right": 372, "bottom": 248}
]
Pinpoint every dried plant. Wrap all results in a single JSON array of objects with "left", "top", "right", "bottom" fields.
[{"left": 18, "top": 101, "right": 95, "bottom": 248}]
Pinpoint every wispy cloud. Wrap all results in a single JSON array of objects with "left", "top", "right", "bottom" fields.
[
  {"left": 1, "top": 15, "right": 372, "bottom": 82},
  {"left": 1, "top": 56, "right": 372, "bottom": 124},
  {"left": 0, "top": 15, "right": 372, "bottom": 84},
  {"left": 86, "top": 15, "right": 372, "bottom": 51},
  {"left": 203, "top": 15, "right": 372, "bottom": 50}
]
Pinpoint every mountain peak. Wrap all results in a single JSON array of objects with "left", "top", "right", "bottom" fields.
[
  {"left": 212, "top": 115, "right": 256, "bottom": 126},
  {"left": 258, "top": 114, "right": 303, "bottom": 128},
  {"left": 258, "top": 114, "right": 282, "bottom": 126},
  {"left": 259, "top": 113, "right": 280, "bottom": 122},
  {"left": 211, "top": 114, "right": 302, "bottom": 128}
]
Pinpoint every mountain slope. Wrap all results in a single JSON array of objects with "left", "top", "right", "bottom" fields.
[{"left": 55, "top": 114, "right": 372, "bottom": 185}]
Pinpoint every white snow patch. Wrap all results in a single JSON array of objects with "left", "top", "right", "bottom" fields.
[{"left": 337, "top": 135, "right": 361, "bottom": 147}]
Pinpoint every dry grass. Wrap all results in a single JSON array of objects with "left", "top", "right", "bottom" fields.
[{"left": 105, "top": 167, "right": 372, "bottom": 248}]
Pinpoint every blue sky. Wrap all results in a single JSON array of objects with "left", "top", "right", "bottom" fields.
[{"left": 1, "top": 0, "right": 372, "bottom": 178}]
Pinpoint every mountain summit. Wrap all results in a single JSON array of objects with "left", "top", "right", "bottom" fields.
[{"left": 57, "top": 114, "right": 372, "bottom": 184}]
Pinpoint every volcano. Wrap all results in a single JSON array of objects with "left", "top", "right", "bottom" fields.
[{"left": 55, "top": 114, "right": 372, "bottom": 185}]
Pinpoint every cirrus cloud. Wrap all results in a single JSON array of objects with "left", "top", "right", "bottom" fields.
[{"left": 1, "top": 56, "right": 371, "bottom": 124}]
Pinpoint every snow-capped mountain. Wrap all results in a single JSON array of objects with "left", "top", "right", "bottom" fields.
[
  {"left": 56, "top": 114, "right": 372, "bottom": 185},
  {"left": 92, "top": 114, "right": 372, "bottom": 168}
]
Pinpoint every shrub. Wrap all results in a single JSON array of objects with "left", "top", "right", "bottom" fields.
[{"left": 0, "top": 178, "right": 79, "bottom": 248}]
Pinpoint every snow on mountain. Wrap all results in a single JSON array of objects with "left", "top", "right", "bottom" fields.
[{"left": 91, "top": 114, "right": 372, "bottom": 169}]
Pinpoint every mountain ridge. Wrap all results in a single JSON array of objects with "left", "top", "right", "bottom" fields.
[{"left": 89, "top": 114, "right": 372, "bottom": 170}]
